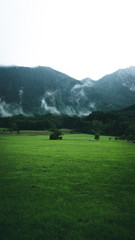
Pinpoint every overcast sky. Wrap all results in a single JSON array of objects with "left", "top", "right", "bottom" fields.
[{"left": 0, "top": 0, "right": 135, "bottom": 80}]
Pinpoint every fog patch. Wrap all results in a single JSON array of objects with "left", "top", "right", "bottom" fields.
[
  {"left": 45, "top": 91, "right": 52, "bottom": 97},
  {"left": 0, "top": 98, "right": 28, "bottom": 117},
  {"left": 44, "top": 91, "right": 58, "bottom": 105},
  {"left": 41, "top": 89, "right": 95, "bottom": 116},
  {"left": 62, "top": 106, "right": 92, "bottom": 116},
  {"left": 79, "top": 89, "right": 85, "bottom": 97},
  {"left": 77, "top": 102, "right": 96, "bottom": 116},
  {"left": 41, "top": 90, "right": 61, "bottom": 114},
  {"left": 19, "top": 88, "right": 23, "bottom": 104},
  {"left": 0, "top": 99, "right": 12, "bottom": 117},
  {"left": 122, "top": 82, "right": 135, "bottom": 92},
  {"left": 71, "top": 85, "right": 88, "bottom": 106},
  {"left": 71, "top": 83, "right": 87, "bottom": 100},
  {"left": 89, "top": 102, "right": 96, "bottom": 109},
  {"left": 72, "top": 84, "right": 82, "bottom": 90},
  {"left": 63, "top": 106, "right": 77, "bottom": 116},
  {"left": 82, "top": 78, "right": 94, "bottom": 86},
  {"left": 72, "top": 79, "right": 93, "bottom": 92},
  {"left": 129, "top": 86, "right": 135, "bottom": 92},
  {"left": 41, "top": 98, "right": 60, "bottom": 115},
  {"left": 78, "top": 110, "right": 92, "bottom": 116}
]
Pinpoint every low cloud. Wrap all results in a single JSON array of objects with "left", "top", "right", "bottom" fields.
[
  {"left": 0, "top": 98, "right": 28, "bottom": 117},
  {"left": 19, "top": 88, "right": 24, "bottom": 104},
  {"left": 78, "top": 110, "right": 91, "bottom": 116},
  {"left": 41, "top": 98, "right": 60, "bottom": 115},
  {"left": 89, "top": 102, "right": 96, "bottom": 109},
  {"left": 0, "top": 99, "right": 12, "bottom": 117}
]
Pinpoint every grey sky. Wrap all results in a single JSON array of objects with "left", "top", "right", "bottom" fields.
[{"left": 0, "top": 0, "right": 135, "bottom": 80}]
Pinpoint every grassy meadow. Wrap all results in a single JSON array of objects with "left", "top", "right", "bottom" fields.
[{"left": 0, "top": 132, "right": 135, "bottom": 240}]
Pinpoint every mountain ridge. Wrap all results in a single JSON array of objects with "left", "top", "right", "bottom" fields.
[{"left": 0, "top": 66, "right": 135, "bottom": 117}]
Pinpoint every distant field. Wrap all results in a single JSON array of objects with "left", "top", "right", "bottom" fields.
[
  {"left": 0, "top": 134, "right": 135, "bottom": 240},
  {"left": 0, "top": 129, "right": 72, "bottom": 136}
]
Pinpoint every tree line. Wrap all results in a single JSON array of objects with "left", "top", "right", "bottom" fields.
[{"left": 0, "top": 110, "right": 135, "bottom": 140}]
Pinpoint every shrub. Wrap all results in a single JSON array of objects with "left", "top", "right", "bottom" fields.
[
  {"left": 127, "top": 135, "right": 135, "bottom": 141},
  {"left": 94, "top": 133, "right": 100, "bottom": 140},
  {"left": 50, "top": 129, "right": 62, "bottom": 140}
]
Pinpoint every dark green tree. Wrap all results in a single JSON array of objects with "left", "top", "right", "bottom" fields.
[
  {"left": 50, "top": 129, "right": 62, "bottom": 140},
  {"left": 94, "top": 132, "right": 100, "bottom": 140}
]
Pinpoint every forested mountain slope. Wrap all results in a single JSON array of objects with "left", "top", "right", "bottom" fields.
[{"left": 0, "top": 66, "right": 135, "bottom": 117}]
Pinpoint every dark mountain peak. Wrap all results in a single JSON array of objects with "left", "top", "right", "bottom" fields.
[
  {"left": 115, "top": 67, "right": 135, "bottom": 92},
  {"left": 80, "top": 78, "right": 95, "bottom": 88},
  {"left": 117, "top": 66, "right": 135, "bottom": 76},
  {"left": 0, "top": 66, "right": 135, "bottom": 117},
  {"left": 82, "top": 77, "right": 94, "bottom": 81}
]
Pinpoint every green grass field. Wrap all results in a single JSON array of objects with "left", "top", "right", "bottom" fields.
[{"left": 0, "top": 133, "right": 135, "bottom": 240}]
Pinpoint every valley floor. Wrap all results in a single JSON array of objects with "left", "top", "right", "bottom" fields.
[{"left": 0, "top": 134, "right": 135, "bottom": 240}]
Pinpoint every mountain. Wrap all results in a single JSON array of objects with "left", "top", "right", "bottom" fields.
[
  {"left": 0, "top": 66, "right": 135, "bottom": 117},
  {"left": 119, "top": 104, "right": 135, "bottom": 113},
  {"left": 94, "top": 66, "right": 135, "bottom": 109}
]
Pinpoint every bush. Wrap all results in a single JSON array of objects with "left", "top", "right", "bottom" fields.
[
  {"left": 50, "top": 129, "right": 62, "bottom": 140},
  {"left": 94, "top": 133, "right": 100, "bottom": 140},
  {"left": 126, "top": 135, "right": 135, "bottom": 141},
  {"left": 121, "top": 135, "right": 126, "bottom": 140}
]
